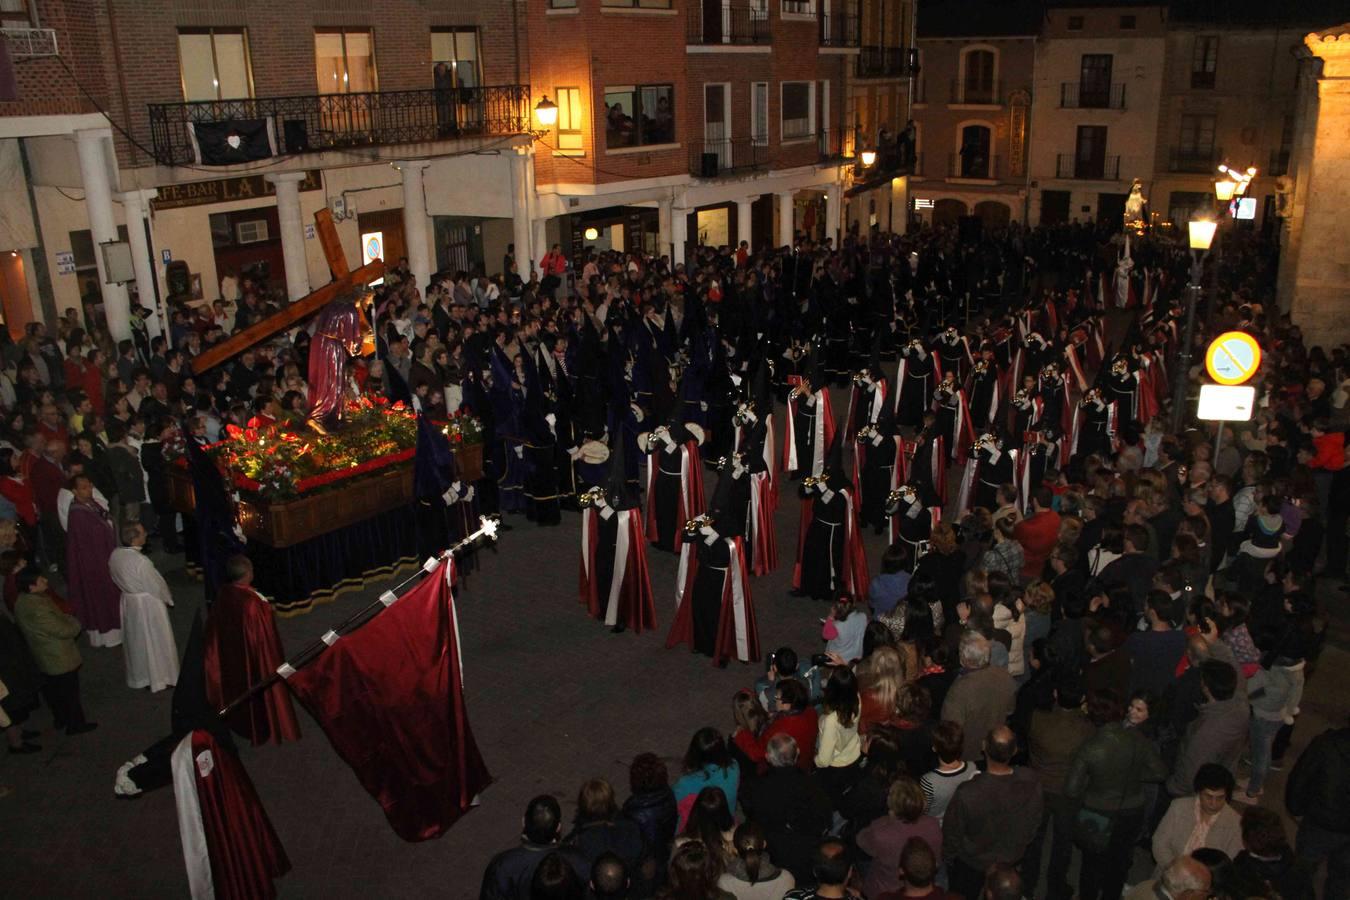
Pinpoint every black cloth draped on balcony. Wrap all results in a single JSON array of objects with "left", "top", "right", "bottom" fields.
[{"left": 190, "top": 119, "right": 276, "bottom": 166}]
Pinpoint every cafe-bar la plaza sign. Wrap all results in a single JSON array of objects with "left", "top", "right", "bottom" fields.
[{"left": 150, "top": 170, "right": 322, "bottom": 211}]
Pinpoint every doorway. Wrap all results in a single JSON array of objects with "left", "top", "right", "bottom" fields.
[
  {"left": 1040, "top": 190, "right": 1070, "bottom": 226},
  {"left": 1097, "top": 192, "right": 1127, "bottom": 230},
  {"left": 356, "top": 209, "right": 407, "bottom": 272}
]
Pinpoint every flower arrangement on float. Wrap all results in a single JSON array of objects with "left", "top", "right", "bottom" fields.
[{"left": 173, "top": 396, "right": 483, "bottom": 500}]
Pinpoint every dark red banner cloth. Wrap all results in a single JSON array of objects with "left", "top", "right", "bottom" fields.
[{"left": 285, "top": 562, "right": 492, "bottom": 841}]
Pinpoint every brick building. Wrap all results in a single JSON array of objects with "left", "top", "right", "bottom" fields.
[
  {"left": 906, "top": 0, "right": 1037, "bottom": 229},
  {"left": 527, "top": 0, "right": 862, "bottom": 266},
  {"left": 0, "top": 0, "right": 875, "bottom": 340}
]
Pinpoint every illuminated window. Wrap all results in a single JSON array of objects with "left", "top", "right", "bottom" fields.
[
  {"left": 557, "top": 87, "right": 583, "bottom": 151},
  {"left": 178, "top": 28, "right": 253, "bottom": 102},
  {"left": 430, "top": 28, "right": 479, "bottom": 88}
]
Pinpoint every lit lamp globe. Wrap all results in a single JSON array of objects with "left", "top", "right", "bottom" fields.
[
  {"left": 1214, "top": 178, "right": 1237, "bottom": 202},
  {"left": 1188, "top": 218, "right": 1217, "bottom": 251},
  {"left": 534, "top": 96, "right": 558, "bottom": 127},
  {"left": 860, "top": 149, "right": 877, "bottom": 167},
  {"left": 584, "top": 227, "right": 599, "bottom": 241}
]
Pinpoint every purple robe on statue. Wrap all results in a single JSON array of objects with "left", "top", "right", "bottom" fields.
[
  {"left": 67, "top": 499, "right": 123, "bottom": 646},
  {"left": 308, "top": 300, "right": 363, "bottom": 427}
]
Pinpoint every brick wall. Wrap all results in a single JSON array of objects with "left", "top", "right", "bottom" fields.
[
  {"left": 4, "top": 0, "right": 529, "bottom": 167},
  {"left": 0, "top": 0, "right": 113, "bottom": 118},
  {"left": 529, "top": 0, "right": 851, "bottom": 189}
]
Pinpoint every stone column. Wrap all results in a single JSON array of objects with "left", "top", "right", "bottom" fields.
[
  {"left": 395, "top": 160, "right": 432, "bottom": 292},
  {"left": 776, "top": 190, "right": 795, "bottom": 248},
  {"left": 658, "top": 199, "right": 674, "bottom": 261},
  {"left": 509, "top": 149, "right": 533, "bottom": 277},
  {"left": 825, "top": 182, "right": 842, "bottom": 246},
  {"left": 266, "top": 172, "right": 312, "bottom": 301},
  {"left": 1281, "top": 31, "right": 1350, "bottom": 348},
  {"left": 76, "top": 129, "right": 131, "bottom": 341},
  {"left": 118, "top": 188, "right": 162, "bottom": 340},
  {"left": 672, "top": 209, "right": 688, "bottom": 268},
  {"left": 736, "top": 198, "right": 754, "bottom": 250}
]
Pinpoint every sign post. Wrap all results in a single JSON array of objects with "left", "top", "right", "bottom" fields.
[{"left": 1199, "top": 332, "right": 1262, "bottom": 462}]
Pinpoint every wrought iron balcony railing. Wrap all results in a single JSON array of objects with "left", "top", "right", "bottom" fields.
[
  {"left": 948, "top": 152, "right": 1001, "bottom": 180},
  {"left": 690, "top": 138, "right": 767, "bottom": 178},
  {"left": 1060, "top": 81, "right": 1126, "bottom": 110},
  {"left": 686, "top": 5, "right": 770, "bottom": 45},
  {"left": 1056, "top": 153, "right": 1121, "bottom": 180},
  {"left": 856, "top": 46, "right": 919, "bottom": 78},
  {"left": 819, "top": 11, "right": 860, "bottom": 47},
  {"left": 147, "top": 85, "right": 531, "bottom": 167},
  {"left": 1, "top": 26, "right": 58, "bottom": 57},
  {"left": 949, "top": 78, "right": 1001, "bottom": 105},
  {"left": 1168, "top": 145, "right": 1222, "bottom": 174}
]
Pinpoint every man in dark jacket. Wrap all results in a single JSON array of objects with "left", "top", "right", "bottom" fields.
[
  {"left": 1166, "top": 661, "right": 1248, "bottom": 798},
  {"left": 480, "top": 795, "right": 590, "bottom": 900},
  {"left": 1285, "top": 720, "right": 1350, "bottom": 899},
  {"left": 943, "top": 726, "right": 1043, "bottom": 900},
  {"left": 741, "top": 733, "right": 832, "bottom": 883}
]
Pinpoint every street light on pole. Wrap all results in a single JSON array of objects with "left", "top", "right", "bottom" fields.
[{"left": 1171, "top": 217, "right": 1217, "bottom": 431}]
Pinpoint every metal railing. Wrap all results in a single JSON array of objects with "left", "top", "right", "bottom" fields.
[
  {"left": 690, "top": 138, "right": 766, "bottom": 178},
  {"left": 949, "top": 78, "right": 1001, "bottom": 105},
  {"left": 947, "top": 152, "right": 1000, "bottom": 180},
  {"left": 147, "top": 85, "right": 531, "bottom": 167},
  {"left": 856, "top": 46, "right": 917, "bottom": 78},
  {"left": 819, "top": 11, "right": 860, "bottom": 47},
  {"left": 1055, "top": 153, "right": 1121, "bottom": 180},
  {"left": 1168, "top": 145, "right": 1222, "bottom": 174},
  {"left": 2, "top": 26, "right": 57, "bottom": 57},
  {"left": 818, "top": 128, "right": 850, "bottom": 162},
  {"left": 1268, "top": 148, "right": 1290, "bottom": 177},
  {"left": 1060, "top": 81, "right": 1126, "bottom": 109},
  {"left": 686, "top": 5, "right": 770, "bottom": 45}
]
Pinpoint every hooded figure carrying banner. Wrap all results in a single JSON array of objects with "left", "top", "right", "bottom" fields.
[
  {"left": 578, "top": 438, "right": 656, "bottom": 634},
  {"left": 666, "top": 467, "right": 760, "bottom": 666},
  {"left": 792, "top": 434, "right": 869, "bottom": 602},
  {"left": 414, "top": 414, "right": 479, "bottom": 573}
]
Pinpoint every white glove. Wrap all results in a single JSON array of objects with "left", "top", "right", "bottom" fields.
[
  {"left": 545, "top": 413, "right": 556, "bottom": 427},
  {"left": 567, "top": 446, "right": 582, "bottom": 460},
  {"left": 463, "top": 485, "right": 475, "bottom": 503},
  {"left": 514, "top": 445, "right": 524, "bottom": 458}
]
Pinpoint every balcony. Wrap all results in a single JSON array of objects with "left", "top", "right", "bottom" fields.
[
  {"left": 819, "top": 11, "right": 860, "bottom": 47},
  {"left": 818, "top": 128, "right": 850, "bottom": 163},
  {"left": 1168, "top": 146, "right": 1222, "bottom": 174},
  {"left": 1060, "top": 82, "right": 1126, "bottom": 110},
  {"left": 949, "top": 78, "right": 1001, "bottom": 106},
  {"left": 948, "top": 153, "right": 1000, "bottom": 181},
  {"left": 2, "top": 26, "right": 58, "bottom": 57},
  {"left": 147, "top": 85, "right": 530, "bottom": 167},
  {"left": 1055, "top": 153, "right": 1121, "bottom": 180},
  {"left": 1269, "top": 148, "right": 1291, "bottom": 177},
  {"left": 690, "top": 139, "right": 767, "bottom": 179},
  {"left": 686, "top": 5, "right": 770, "bottom": 46},
  {"left": 856, "top": 46, "right": 919, "bottom": 78}
]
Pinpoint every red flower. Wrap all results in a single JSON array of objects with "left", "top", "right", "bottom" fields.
[{"left": 225, "top": 424, "right": 244, "bottom": 439}]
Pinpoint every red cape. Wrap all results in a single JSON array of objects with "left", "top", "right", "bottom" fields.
[{"left": 204, "top": 583, "right": 301, "bottom": 746}]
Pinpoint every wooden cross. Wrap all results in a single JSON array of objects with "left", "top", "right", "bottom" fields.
[{"left": 190, "top": 207, "right": 386, "bottom": 375}]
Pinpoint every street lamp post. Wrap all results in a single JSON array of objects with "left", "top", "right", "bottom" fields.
[{"left": 1172, "top": 218, "right": 1217, "bottom": 431}]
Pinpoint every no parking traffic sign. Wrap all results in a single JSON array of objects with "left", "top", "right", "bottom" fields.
[{"left": 1205, "top": 331, "right": 1262, "bottom": 386}]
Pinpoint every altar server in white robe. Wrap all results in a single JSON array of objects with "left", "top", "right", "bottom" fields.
[{"left": 109, "top": 523, "right": 179, "bottom": 692}]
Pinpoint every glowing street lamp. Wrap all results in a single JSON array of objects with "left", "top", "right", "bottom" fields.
[
  {"left": 534, "top": 96, "right": 558, "bottom": 127},
  {"left": 1188, "top": 218, "right": 1217, "bottom": 251},
  {"left": 860, "top": 149, "right": 877, "bottom": 167}
]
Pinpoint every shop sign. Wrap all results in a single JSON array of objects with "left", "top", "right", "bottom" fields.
[{"left": 151, "top": 170, "right": 322, "bottom": 211}]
